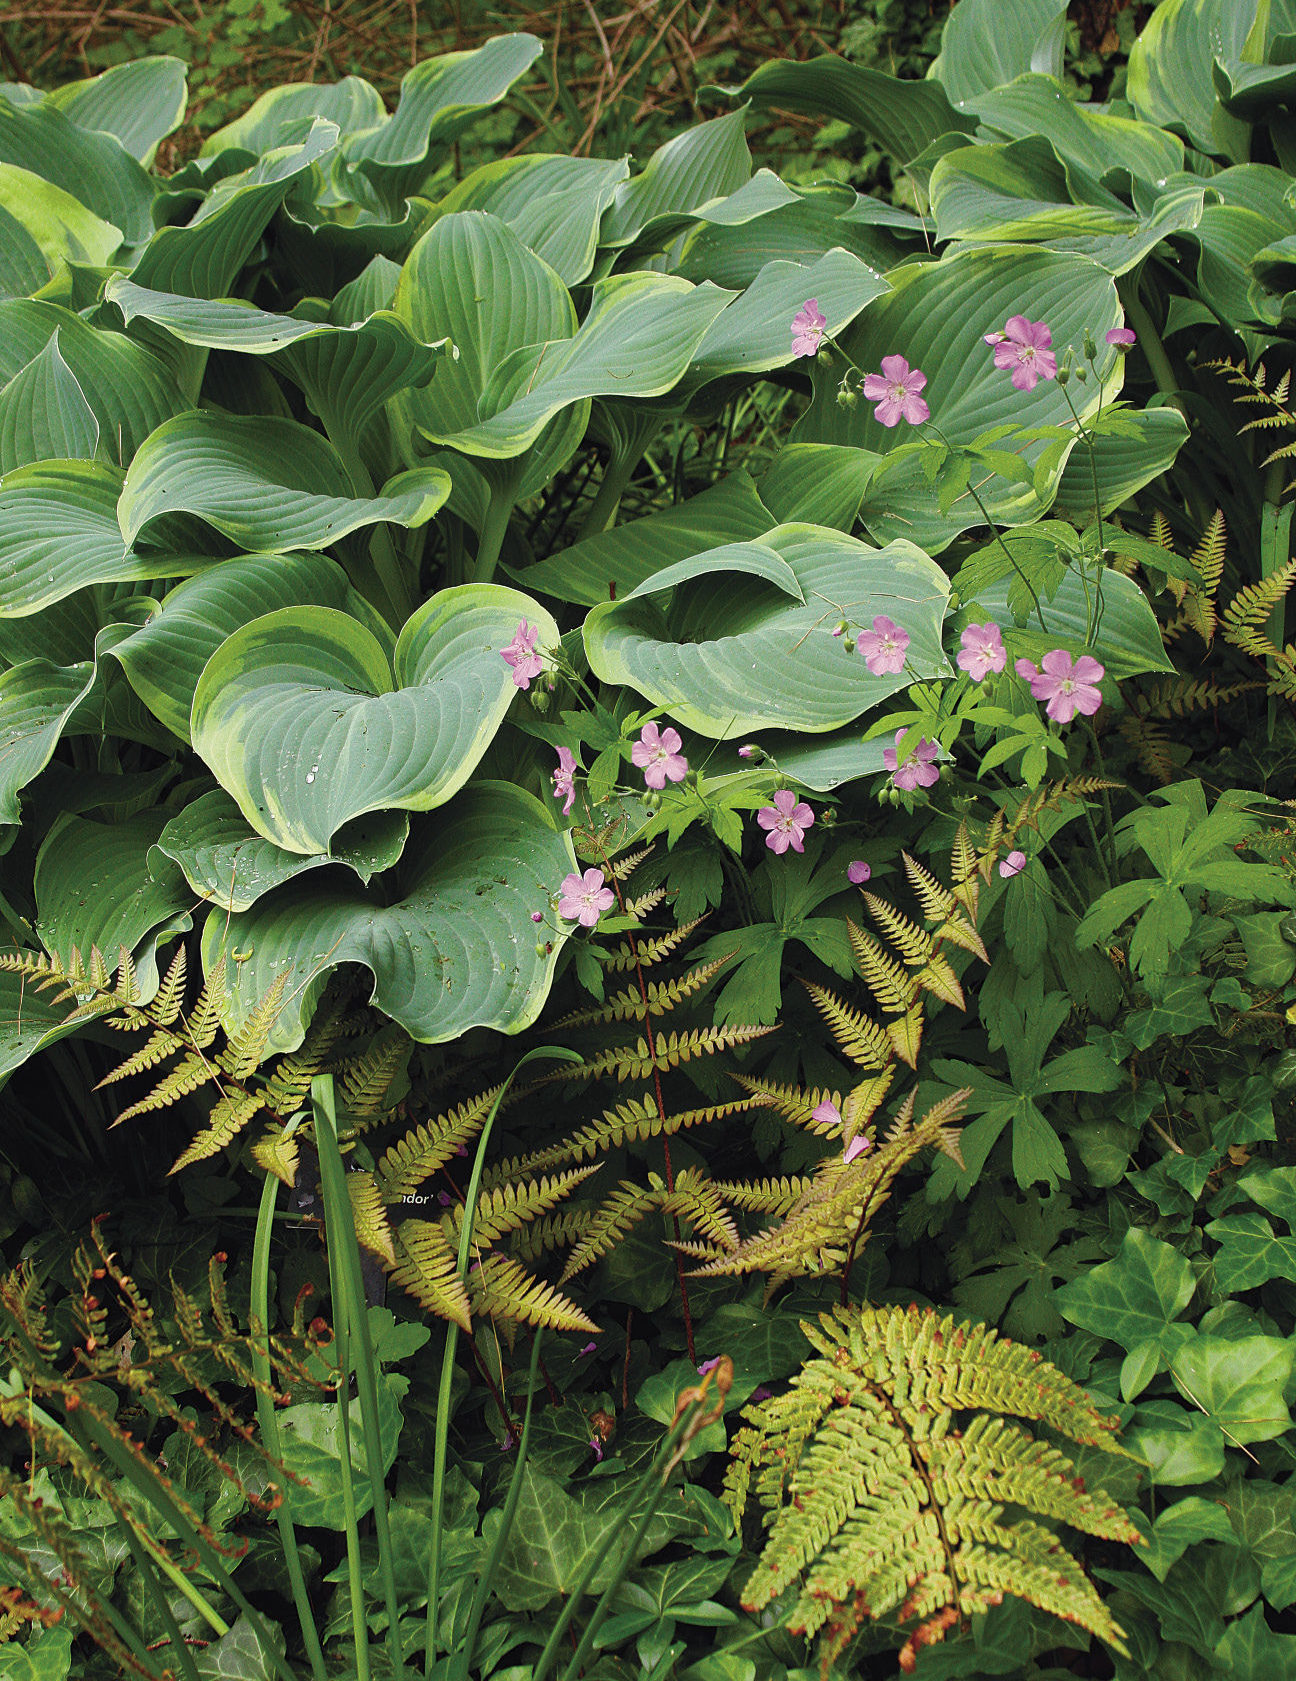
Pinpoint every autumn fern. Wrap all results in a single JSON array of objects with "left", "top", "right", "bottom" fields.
[{"left": 726, "top": 1303, "right": 1142, "bottom": 1676}]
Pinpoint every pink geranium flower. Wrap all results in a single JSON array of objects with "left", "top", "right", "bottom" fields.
[
  {"left": 882, "top": 729, "right": 940, "bottom": 792},
  {"left": 844, "top": 1134, "right": 872, "bottom": 1164},
  {"left": 856, "top": 615, "right": 910, "bottom": 676},
  {"left": 999, "top": 850, "right": 1027, "bottom": 878},
  {"left": 631, "top": 721, "right": 688, "bottom": 789},
  {"left": 956, "top": 622, "right": 1006, "bottom": 682},
  {"left": 811, "top": 1099, "right": 842, "bottom": 1126},
  {"left": 1020, "top": 649, "right": 1105, "bottom": 722},
  {"left": 757, "top": 788, "right": 815, "bottom": 854},
  {"left": 500, "top": 620, "right": 544, "bottom": 689},
  {"left": 791, "top": 299, "right": 827, "bottom": 357},
  {"left": 987, "top": 315, "right": 1057, "bottom": 391},
  {"left": 552, "top": 746, "right": 578, "bottom": 815},
  {"left": 1106, "top": 327, "right": 1137, "bottom": 347},
  {"left": 862, "top": 355, "right": 930, "bottom": 426},
  {"left": 557, "top": 868, "right": 615, "bottom": 927},
  {"left": 847, "top": 860, "right": 871, "bottom": 885}
]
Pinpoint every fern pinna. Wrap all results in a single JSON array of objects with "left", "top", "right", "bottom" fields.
[{"left": 725, "top": 1303, "right": 1141, "bottom": 1676}]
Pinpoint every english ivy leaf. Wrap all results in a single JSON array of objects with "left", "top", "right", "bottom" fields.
[
  {"left": 1204, "top": 1212, "right": 1296, "bottom": 1292},
  {"left": 1170, "top": 1335, "right": 1294, "bottom": 1445},
  {"left": 1136, "top": 1496, "right": 1239, "bottom": 1583},
  {"left": 1056, "top": 1227, "right": 1195, "bottom": 1355},
  {"left": 1123, "top": 1400, "right": 1225, "bottom": 1486},
  {"left": 1216, "top": 1602, "right": 1296, "bottom": 1681}
]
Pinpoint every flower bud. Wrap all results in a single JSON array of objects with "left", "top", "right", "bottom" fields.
[
  {"left": 817, "top": 345, "right": 835, "bottom": 367},
  {"left": 818, "top": 806, "right": 837, "bottom": 828},
  {"left": 530, "top": 911, "right": 543, "bottom": 923},
  {"left": 1072, "top": 365, "right": 1088, "bottom": 382},
  {"left": 643, "top": 790, "right": 662, "bottom": 812},
  {"left": 1056, "top": 365, "right": 1070, "bottom": 387},
  {"left": 534, "top": 941, "right": 548, "bottom": 956},
  {"left": 1082, "top": 329, "right": 1096, "bottom": 360},
  {"left": 530, "top": 687, "right": 550, "bottom": 713},
  {"left": 832, "top": 620, "right": 848, "bottom": 638},
  {"left": 842, "top": 636, "right": 856, "bottom": 655},
  {"left": 738, "top": 744, "right": 766, "bottom": 764}
]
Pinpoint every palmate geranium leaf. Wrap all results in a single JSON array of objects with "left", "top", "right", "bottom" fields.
[
  {"left": 191, "top": 586, "right": 560, "bottom": 852},
  {"left": 155, "top": 788, "right": 410, "bottom": 913},
  {"left": 583, "top": 523, "right": 950, "bottom": 737},
  {"left": 200, "top": 781, "right": 576, "bottom": 1055},
  {"left": 47, "top": 56, "right": 187, "bottom": 167},
  {"left": 109, "top": 551, "right": 367, "bottom": 741},
  {"left": 117, "top": 411, "right": 450, "bottom": 553}
]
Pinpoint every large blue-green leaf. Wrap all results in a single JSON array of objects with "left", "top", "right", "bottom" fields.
[
  {"left": 600, "top": 109, "right": 752, "bottom": 250},
  {"left": 0, "top": 460, "right": 202, "bottom": 616},
  {"left": 129, "top": 121, "right": 339, "bottom": 299},
  {"left": 1172, "top": 166, "right": 1296, "bottom": 330},
  {"left": 518, "top": 471, "right": 774, "bottom": 606},
  {"left": 118, "top": 411, "right": 449, "bottom": 552},
  {"left": 0, "top": 332, "right": 101, "bottom": 472},
  {"left": 191, "top": 585, "right": 560, "bottom": 852},
  {"left": 583, "top": 523, "right": 950, "bottom": 737},
  {"left": 967, "top": 565, "right": 1175, "bottom": 678},
  {"left": 35, "top": 810, "right": 191, "bottom": 991},
  {"left": 342, "top": 35, "right": 544, "bottom": 209},
  {"left": 0, "top": 300, "right": 188, "bottom": 466},
  {"left": 47, "top": 57, "right": 187, "bottom": 167},
  {"left": 967, "top": 75, "right": 1185, "bottom": 183},
  {"left": 203, "top": 76, "right": 385, "bottom": 158},
  {"left": 718, "top": 55, "right": 975, "bottom": 169},
  {"left": 1127, "top": 0, "right": 1266, "bottom": 161},
  {"left": 109, "top": 551, "right": 360, "bottom": 741},
  {"left": 931, "top": 0, "right": 1069, "bottom": 105},
  {"left": 1055, "top": 407, "right": 1190, "bottom": 518},
  {"left": 427, "top": 154, "right": 629, "bottom": 285},
  {"left": 758, "top": 444, "right": 879, "bottom": 531},
  {"left": 199, "top": 782, "right": 576, "bottom": 1054},
  {"left": 0, "top": 162, "right": 122, "bottom": 294},
  {"left": 0, "top": 657, "right": 94, "bottom": 823},
  {"left": 155, "top": 789, "right": 410, "bottom": 913},
  {"left": 796, "top": 246, "right": 1122, "bottom": 552},
  {"left": 0, "top": 99, "right": 154, "bottom": 249}
]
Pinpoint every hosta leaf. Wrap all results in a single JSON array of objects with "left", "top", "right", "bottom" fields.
[
  {"left": 583, "top": 523, "right": 949, "bottom": 737},
  {"left": 199, "top": 781, "right": 576, "bottom": 1054},
  {"left": 341, "top": 34, "right": 544, "bottom": 209},
  {"left": 797, "top": 246, "right": 1122, "bottom": 552},
  {"left": 0, "top": 299, "right": 188, "bottom": 466},
  {"left": 109, "top": 551, "right": 359, "bottom": 742},
  {"left": 155, "top": 788, "right": 409, "bottom": 912},
  {"left": 104, "top": 279, "right": 446, "bottom": 447},
  {"left": 1054, "top": 407, "right": 1190, "bottom": 517},
  {"left": 970, "top": 564, "right": 1175, "bottom": 678},
  {"left": 191, "top": 586, "right": 559, "bottom": 852},
  {"left": 1127, "top": 0, "right": 1264, "bottom": 161},
  {"left": 0, "top": 656, "right": 95, "bottom": 823},
  {"left": 758, "top": 444, "right": 879, "bottom": 531},
  {"left": 35, "top": 810, "right": 191, "bottom": 988},
  {"left": 931, "top": 0, "right": 1069, "bottom": 105},
  {"left": 128, "top": 120, "right": 339, "bottom": 299},
  {"left": 427, "top": 154, "right": 629, "bottom": 285},
  {"left": 0, "top": 460, "right": 198, "bottom": 617},
  {"left": 518, "top": 470, "right": 773, "bottom": 606},
  {"left": 118, "top": 411, "right": 450, "bottom": 552},
  {"left": 718, "top": 55, "right": 975, "bottom": 169},
  {"left": 600, "top": 108, "right": 752, "bottom": 249},
  {"left": 967, "top": 74, "right": 1184, "bottom": 183},
  {"left": 0, "top": 331, "right": 101, "bottom": 471},
  {"left": 0, "top": 98, "right": 154, "bottom": 250},
  {"left": 47, "top": 56, "right": 187, "bottom": 167},
  {"left": 203, "top": 76, "right": 385, "bottom": 157},
  {"left": 0, "top": 161, "right": 122, "bottom": 292}
]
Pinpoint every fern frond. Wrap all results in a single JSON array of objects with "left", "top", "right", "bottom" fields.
[
  {"left": 217, "top": 974, "right": 290, "bottom": 1080},
  {"left": 251, "top": 1127, "right": 300, "bottom": 1189},
  {"left": 1118, "top": 714, "right": 1178, "bottom": 785},
  {"left": 550, "top": 1024, "right": 776, "bottom": 1084},
  {"left": 447, "top": 1167, "right": 599, "bottom": 1248},
  {"left": 732, "top": 1074, "right": 860, "bottom": 1134},
  {"left": 496, "top": 1096, "right": 759, "bottom": 1176},
  {"left": 336, "top": 1024, "right": 411, "bottom": 1117},
  {"left": 95, "top": 1025, "right": 185, "bottom": 1088},
  {"left": 148, "top": 946, "right": 188, "bottom": 1024},
  {"left": 665, "top": 1169, "right": 739, "bottom": 1251},
  {"left": 802, "top": 982, "right": 891, "bottom": 1070},
  {"left": 609, "top": 845, "right": 651, "bottom": 881},
  {"left": 625, "top": 886, "right": 669, "bottom": 918},
  {"left": 712, "top": 1177, "right": 812, "bottom": 1215},
  {"left": 469, "top": 1254, "right": 598, "bottom": 1334},
  {"left": 387, "top": 1221, "right": 471, "bottom": 1331},
  {"left": 509, "top": 1209, "right": 593, "bottom": 1264},
  {"left": 184, "top": 967, "right": 231, "bottom": 1051},
  {"left": 112, "top": 1052, "right": 217, "bottom": 1124},
  {"left": 602, "top": 916, "right": 706, "bottom": 971},
  {"left": 375, "top": 1086, "right": 504, "bottom": 1200},
  {"left": 862, "top": 896, "right": 932, "bottom": 966},
  {"left": 560, "top": 1181, "right": 664, "bottom": 1280},
  {"left": 347, "top": 1172, "right": 396, "bottom": 1265},
  {"left": 168, "top": 1088, "right": 264, "bottom": 1174},
  {"left": 1223, "top": 558, "right": 1296, "bottom": 648}
]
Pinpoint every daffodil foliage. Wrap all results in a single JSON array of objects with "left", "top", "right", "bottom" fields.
[{"left": 0, "top": 0, "right": 1275, "bottom": 1076}]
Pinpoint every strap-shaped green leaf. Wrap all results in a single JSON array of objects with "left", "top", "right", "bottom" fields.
[
  {"left": 191, "top": 586, "right": 560, "bottom": 852},
  {"left": 583, "top": 523, "right": 950, "bottom": 737},
  {"left": 200, "top": 782, "right": 576, "bottom": 1054},
  {"left": 118, "top": 410, "right": 449, "bottom": 551}
]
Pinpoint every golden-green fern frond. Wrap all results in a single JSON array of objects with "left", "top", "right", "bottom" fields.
[
  {"left": 347, "top": 1172, "right": 396, "bottom": 1265},
  {"left": 509, "top": 1209, "right": 593, "bottom": 1265},
  {"left": 446, "top": 1166, "right": 600, "bottom": 1248},
  {"left": 336, "top": 1023, "right": 412, "bottom": 1117},
  {"left": 625, "top": 885, "right": 669, "bottom": 918},
  {"left": 252, "top": 1126, "right": 300, "bottom": 1189},
  {"left": 148, "top": 946, "right": 188, "bottom": 1024},
  {"left": 1223, "top": 557, "right": 1296, "bottom": 653},
  {"left": 664, "top": 1169, "right": 739, "bottom": 1251},
  {"left": 184, "top": 967, "right": 230, "bottom": 1051},
  {"left": 602, "top": 916, "right": 707, "bottom": 971},
  {"left": 112, "top": 1051, "right": 217, "bottom": 1124},
  {"left": 846, "top": 921, "right": 917, "bottom": 1015},
  {"left": 95, "top": 1024, "right": 185, "bottom": 1087},
  {"left": 712, "top": 1177, "right": 812, "bottom": 1215},
  {"left": 217, "top": 973, "right": 290, "bottom": 1080},
  {"left": 260, "top": 988, "right": 352, "bottom": 1116},
  {"left": 168, "top": 1088, "right": 264, "bottom": 1174},
  {"left": 387, "top": 1220, "right": 471, "bottom": 1331},
  {"left": 802, "top": 983, "right": 891, "bottom": 1070},
  {"left": 727, "top": 1302, "right": 1140, "bottom": 1676},
  {"left": 498, "top": 1095, "right": 759, "bottom": 1176},
  {"left": 899, "top": 852, "right": 955, "bottom": 923},
  {"left": 552, "top": 1023, "right": 776, "bottom": 1084},
  {"left": 560, "top": 1181, "right": 665, "bottom": 1280},
  {"left": 862, "top": 896, "right": 932, "bottom": 966},
  {"left": 375, "top": 1086, "right": 504, "bottom": 1200},
  {"left": 732, "top": 1074, "right": 858, "bottom": 1133},
  {"left": 550, "top": 955, "right": 732, "bottom": 1029},
  {"left": 1138, "top": 675, "right": 1259, "bottom": 716},
  {"left": 609, "top": 844, "right": 652, "bottom": 881},
  {"left": 469, "top": 1253, "right": 597, "bottom": 1334},
  {"left": 1119, "top": 713, "right": 1179, "bottom": 785}
]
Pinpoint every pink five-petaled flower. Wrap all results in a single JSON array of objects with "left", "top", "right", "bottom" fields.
[
  {"left": 757, "top": 788, "right": 815, "bottom": 854},
  {"left": 557, "top": 868, "right": 615, "bottom": 928},
  {"left": 1000, "top": 850, "right": 1027, "bottom": 879},
  {"left": 631, "top": 721, "right": 688, "bottom": 789},
  {"left": 957, "top": 622, "right": 1007, "bottom": 682},
  {"left": 552, "top": 746, "right": 578, "bottom": 815},
  {"left": 847, "top": 860, "right": 871, "bottom": 885},
  {"left": 1017, "top": 649, "right": 1106, "bottom": 723},
  {"left": 844, "top": 1134, "right": 872, "bottom": 1164},
  {"left": 856, "top": 615, "right": 910, "bottom": 676},
  {"left": 791, "top": 298, "right": 827, "bottom": 358},
  {"left": 987, "top": 315, "right": 1057, "bottom": 392},
  {"left": 862, "top": 355, "right": 930, "bottom": 427},
  {"left": 1106, "top": 327, "right": 1137, "bottom": 347},
  {"left": 811, "top": 1099, "right": 842, "bottom": 1126},
  {"left": 500, "top": 620, "right": 544, "bottom": 689},
  {"left": 882, "top": 729, "right": 940, "bottom": 792}
]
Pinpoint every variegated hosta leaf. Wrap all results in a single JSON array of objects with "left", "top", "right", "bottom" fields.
[
  {"left": 199, "top": 781, "right": 577, "bottom": 1055},
  {"left": 191, "top": 585, "right": 560, "bottom": 853},
  {"left": 583, "top": 523, "right": 950, "bottom": 737}
]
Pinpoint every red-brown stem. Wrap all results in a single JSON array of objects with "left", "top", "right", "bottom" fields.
[{"left": 621, "top": 1308, "right": 634, "bottom": 1410}]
